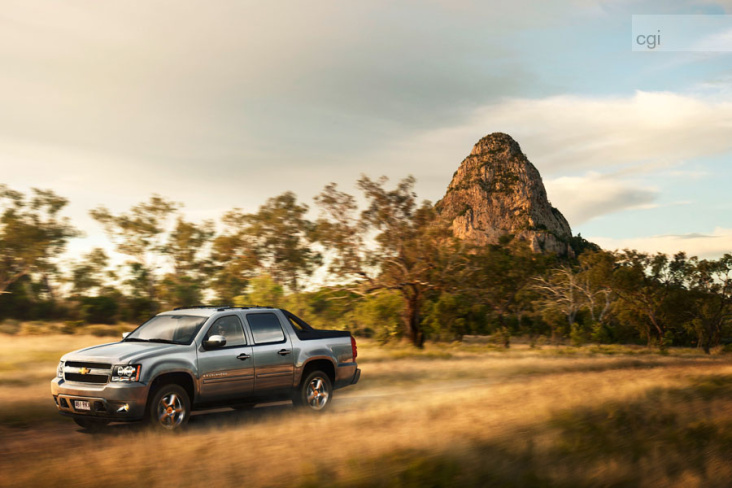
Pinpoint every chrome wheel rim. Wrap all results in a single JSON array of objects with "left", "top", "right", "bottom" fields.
[
  {"left": 157, "top": 392, "right": 185, "bottom": 428},
  {"left": 306, "top": 377, "right": 329, "bottom": 410}
]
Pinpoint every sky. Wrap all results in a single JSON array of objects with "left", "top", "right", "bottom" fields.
[{"left": 1, "top": 0, "right": 731, "bottom": 262}]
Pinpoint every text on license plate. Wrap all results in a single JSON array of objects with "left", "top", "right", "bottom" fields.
[{"left": 74, "top": 400, "right": 90, "bottom": 411}]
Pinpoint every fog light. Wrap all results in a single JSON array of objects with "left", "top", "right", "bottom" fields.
[{"left": 116, "top": 404, "right": 129, "bottom": 413}]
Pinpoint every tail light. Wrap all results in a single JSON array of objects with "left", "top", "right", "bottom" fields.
[{"left": 351, "top": 336, "right": 358, "bottom": 360}]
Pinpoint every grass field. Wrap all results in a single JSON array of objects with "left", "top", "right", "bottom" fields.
[{"left": 0, "top": 334, "right": 730, "bottom": 487}]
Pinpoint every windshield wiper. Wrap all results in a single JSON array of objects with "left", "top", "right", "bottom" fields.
[
  {"left": 146, "top": 338, "right": 179, "bottom": 344},
  {"left": 124, "top": 337, "right": 149, "bottom": 342}
]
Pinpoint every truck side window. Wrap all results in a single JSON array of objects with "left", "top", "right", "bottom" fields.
[
  {"left": 246, "top": 313, "right": 286, "bottom": 344},
  {"left": 205, "top": 315, "right": 247, "bottom": 347}
]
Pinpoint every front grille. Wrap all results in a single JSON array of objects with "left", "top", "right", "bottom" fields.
[
  {"left": 65, "top": 373, "right": 109, "bottom": 383},
  {"left": 63, "top": 362, "right": 111, "bottom": 384},
  {"left": 66, "top": 361, "right": 112, "bottom": 369}
]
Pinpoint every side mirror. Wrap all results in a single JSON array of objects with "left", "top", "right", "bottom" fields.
[
  {"left": 203, "top": 335, "right": 227, "bottom": 350},
  {"left": 122, "top": 332, "right": 130, "bottom": 339}
]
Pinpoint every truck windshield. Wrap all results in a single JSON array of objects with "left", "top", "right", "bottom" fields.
[{"left": 125, "top": 315, "right": 207, "bottom": 345}]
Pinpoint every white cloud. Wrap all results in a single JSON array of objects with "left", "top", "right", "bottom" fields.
[
  {"left": 692, "top": 27, "right": 732, "bottom": 51},
  {"left": 465, "top": 91, "right": 732, "bottom": 173},
  {"left": 544, "top": 173, "right": 658, "bottom": 225},
  {"left": 589, "top": 227, "right": 732, "bottom": 259},
  {"left": 376, "top": 90, "right": 732, "bottom": 207}
]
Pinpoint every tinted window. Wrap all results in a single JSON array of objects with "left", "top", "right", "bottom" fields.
[
  {"left": 205, "top": 315, "right": 247, "bottom": 347},
  {"left": 287, "top": 317, "right": 303, "bottom": 332},
  {"left": 247, "top": 313, "right": 285, "bottom": 344}
]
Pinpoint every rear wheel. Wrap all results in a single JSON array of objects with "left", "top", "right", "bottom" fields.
[
  {"left": 148, "top": 384, "right": 190, "bottom": 431},
  {"left": 294, "top": 370, "right": 332, "bottom": 412},
  {"left": 73, "top": 417, "right": 109, "bottom": 432}
]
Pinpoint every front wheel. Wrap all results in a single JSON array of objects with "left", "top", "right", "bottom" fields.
[
  {"left": 294, "top": 370, "right": 332, "bottom": 412},
  {"left": 148, "top": 384, "right": 191, "bottom": 431}
]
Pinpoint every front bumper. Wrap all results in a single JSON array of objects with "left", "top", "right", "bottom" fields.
[{"left": 50, "top": 377, "right": 149, "bottom": 421}]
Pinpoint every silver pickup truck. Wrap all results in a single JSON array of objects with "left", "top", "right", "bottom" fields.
[{"left": 50, "top": 306, "right": 360, "bottom": 431}]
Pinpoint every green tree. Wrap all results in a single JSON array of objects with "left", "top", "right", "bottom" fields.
[
  {"left": 351, "top": 291, "right": 405, "bottom": 343},
  {"left": 90, "top": 195, "right": 180, "bottom": 302},
  {"left": 69, "top": 248, "right": 113, "bottom": 296},
  {"left": 465, "top": 240, "right": 550, "bottom": 340},
  {"left": 213, "top": 192, "right": 320, "bottom": 296},
  {"left": 611, "top": 250, "right": 688, "bottom": 348},
  {"left": 210, "top": 210, "right": 260, "bottom": 304},
  {"left": 234, "top": 274, "right": 285, "bottom": 308},
  {"left": 316, "top": 176, "right": 463, "bottom": 347},
  {"left": 157, "top": 217, "right": 214, "bottom": 308},
  {"left": 684, "top": 254, "right": 732, "bottom": 354},
  {"left": 0, "top": 185, "right": 78, "bottom": 296}
]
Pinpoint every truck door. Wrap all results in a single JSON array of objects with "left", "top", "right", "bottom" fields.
[
  {"left": 244, "top": 312, "right": 295, "bottom": 394},
  {"left": 197, "top": 314, "right": 254, "bottom": 403}
]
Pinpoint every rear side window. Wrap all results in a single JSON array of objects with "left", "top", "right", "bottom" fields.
[{"left": 246, "top": 313, "right": 286, "bottom": 344}]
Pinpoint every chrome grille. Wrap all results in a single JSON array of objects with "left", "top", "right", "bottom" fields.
[{"left": 63, "top": 362, "right": 112, "bottom": 384}]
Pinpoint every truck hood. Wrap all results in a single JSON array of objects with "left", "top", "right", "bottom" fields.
[{"left": 61, "top": 341, "right": 192, "bottom": 364}]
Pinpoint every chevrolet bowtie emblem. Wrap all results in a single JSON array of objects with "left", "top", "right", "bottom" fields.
[{"left": 80, "top": 367, "right": 90, "bottom": 375}]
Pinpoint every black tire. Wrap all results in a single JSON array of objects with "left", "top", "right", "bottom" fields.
[
  {"left": 73, "top": 417, "right": 110, "bottom": 432},
  {"left": 293, "top": 370, "right": 332, "bottom": 412},
  {"left": 148, "top": 384, "right": 191, "bottom": 431}
]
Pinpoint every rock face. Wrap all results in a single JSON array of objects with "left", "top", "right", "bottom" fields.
[{"left": 436, "top": 132, "right": 573, "bottom": 256}]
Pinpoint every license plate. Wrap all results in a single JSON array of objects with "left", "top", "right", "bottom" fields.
[{"left": 74, "top": 400, "right": 90, "bottom": 411}]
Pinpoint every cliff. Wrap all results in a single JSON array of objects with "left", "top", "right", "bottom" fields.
[{"left": 435, "top": 132, "right": 573, "bottom": 256}]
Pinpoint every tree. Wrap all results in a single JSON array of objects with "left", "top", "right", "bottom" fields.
[
  {"left": 685, "top": 254, "right": 732, "bottom": 354},
  {"left": 69, "top": 248, "right": 113, "bottom": 296},
  {"left": 0, "top": 185, "right": 78, "bottom": 296},
  {"left": 157, "top": 217, "right": 214, "bottom": 308},
  {"left": 466, "top": 239, "right": 549, "bottom": 339},
  {"left": 210, "top": 210, "right": 259, "bottom": 304},
  {"left": 241, "top": 192, "right": 321, "bottom": 291},
  {"left": 576, "top": 250, "right": 616, "bottom": 326},
  {"left": 234, "top": 274, "right": 285, "bottom": 308},
  {"left": 611, "top": 250, "right": 688, "bottom": 348},
  {"left": 90, "top": 195, "right": 180, "bottom": 302},
  {"left": 533, "top": 265, "right": 583, "bottom": 330},
  {"left": 316, "top": 176, "right": 463, "bottom": 347},
  {"left": 213, "top": 192, "right": 320, "bottom": 296}
]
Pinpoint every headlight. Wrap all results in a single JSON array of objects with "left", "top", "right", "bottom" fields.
[
  {"left": 57, "top": 361, "right": 64, "bottom": 378},
  {"left": 111, "top": 364, "right": 141, "bottom": 382}
]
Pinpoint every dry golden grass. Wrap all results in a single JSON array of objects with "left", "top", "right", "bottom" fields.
[{"left": 0, "top": 335, "right": 730, "bottom": 487}]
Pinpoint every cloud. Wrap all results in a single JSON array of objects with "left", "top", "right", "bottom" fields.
[
  {"left": 465, "top": 91, "right": 732, "bottom": 173},
  {"left": 589, "top": 227, "right": 732, "bottom": 259},
  {"left": 372, "top": 90, "right": 732, "bottom": 205},
  {"left": 0, "top": 0, "right": 540, "bottom": 168},
  {"left": 691, "top": 27, "right": 732, "bottom": 51},
  {"left": 544, "top": 173, "right": 658, "bottom": 225}
]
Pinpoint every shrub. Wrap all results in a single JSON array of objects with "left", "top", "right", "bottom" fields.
[
  {"left": 79, "top": 296, "right": 118, "bottom": 324},
  {"left": 0, "top": 319, "right": 21, "bottom": 335},
  {"left": 84, "top": 324, "right": 122, "bottom": 337},
  {"left": 62, "top": 320, "right": 84, "bottom": 334}
]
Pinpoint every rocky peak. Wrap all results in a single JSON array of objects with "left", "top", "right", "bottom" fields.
[{"left": 436, "top": 132, "right": 573, "bottom": 256}]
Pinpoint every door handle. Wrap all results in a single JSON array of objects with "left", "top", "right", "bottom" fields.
[
  {"left": 278, "top": 349, "right": 292, "bottom": 356},
  {"left": 237, "top": 353, "right": 251, "bottom": 360}
]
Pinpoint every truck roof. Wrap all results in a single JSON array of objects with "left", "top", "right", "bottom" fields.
[{"left": 158, "top": 306, "right": 278, "bottom": 318}]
